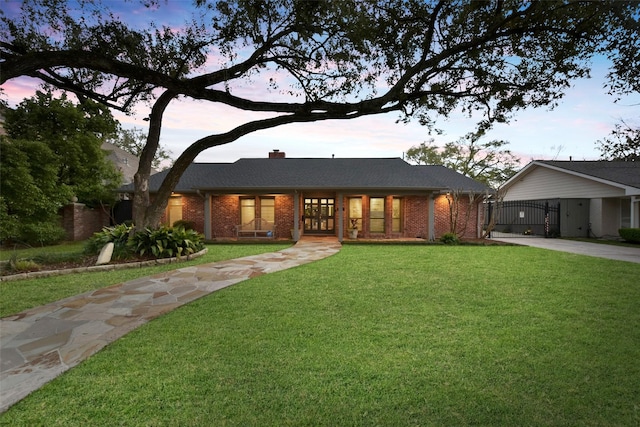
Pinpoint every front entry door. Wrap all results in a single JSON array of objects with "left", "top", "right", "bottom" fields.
[{"left": 304, "top": 197, "right": 335, "bottom": 234}]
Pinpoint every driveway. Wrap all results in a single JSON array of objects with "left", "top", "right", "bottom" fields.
[{"left": 490, "top": 237, "right": 640, "bottom": 264}]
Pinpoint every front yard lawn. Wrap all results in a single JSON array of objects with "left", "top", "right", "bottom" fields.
[
  {"left": 0, "top": 243, "right": 291, "bottom": 318},
  {"left": 2, "top": 245, "right": 639, "bottom": 425}
]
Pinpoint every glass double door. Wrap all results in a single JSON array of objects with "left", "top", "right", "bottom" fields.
[{"left": 304, "top": 197, "right": 335, "bottom": 234}]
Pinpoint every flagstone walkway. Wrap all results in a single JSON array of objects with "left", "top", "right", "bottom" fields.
[{"left": 0, "top": 237, "right": 341, "bottom": 413}]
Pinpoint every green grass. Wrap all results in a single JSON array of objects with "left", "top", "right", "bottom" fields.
[
  {"left": 2, "top": 245, "right": 640, "bottom": 426},
  {"left": 0, "top": 241, "right": 87, "bottom": 261},
  {"left": 0, "top": 243, "right": 291, "bottom": 318}
]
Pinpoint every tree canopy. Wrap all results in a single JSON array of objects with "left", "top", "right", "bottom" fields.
[
  {"left": 1, "top": 91, "right": 122, "bottom": 244},
  {"left": 2, "top": 0, "right": 639, "bottom": 228},
  {"left": 405, "top": 133, "right": 521, "bottom": 188},
  {"left": 596, "top": 120, "right": 640, "bottom": 161},
  {"left": 4, "top": 91, "right": 122, "bottom": 205}
]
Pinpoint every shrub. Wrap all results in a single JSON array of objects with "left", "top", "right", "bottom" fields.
[
  {"left": 3, "top": 253, "right": 40, "bottom": 273},
  {"left": 619, "top": 228, "right": 640, "bottom": 244},
  {"left": 130, "top": 226, "right": 205, "bottom": 259},
  {"left": 439, "top": 232, "right": 460, "bottom": 245},
  {"left": 173, "top": 220, "right": 196, "bottom": 231},
  {"left": 19, "top": 222, "right": 66, "bottom": 246},
  {"left": 85, "top": 223, "right": 134, "bottom": 259}
]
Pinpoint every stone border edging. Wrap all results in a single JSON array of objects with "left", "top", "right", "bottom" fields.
[{"left": 0, "top": 248, "right": 208, "bottom": 282}]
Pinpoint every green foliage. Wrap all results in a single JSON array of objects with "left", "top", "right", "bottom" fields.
[
  {"left": 439, "top": 232, "right": 460, "bottom": 245},
  {"left": 172, "top": 219, "right": 196, "bottom": 231},
  {"left": 5, "top": 253, "right": 40, "bottom": 273},
  {"left": 0, "top": 137, "right": 72, "bottom": 244},
  {"left": 1, "top": 91, "right": 123, "bottom": 244},
  {"left": 130, "top": 226, "right": 204, "bottom": 259},
  {"left": 17, "top": 222, "right": 67, "bottom": 246},
  {"left": 85, "top": 224, "right": 134, "bottom": 259},
  {"left": 619, "top": 228, "right": 640, "bottom": 243},
  {"left": 4, "top": 90, "right": 122, "bottom": 207},
  {"left": 406, "top": 132, "right": 521, "bottom": 188}
]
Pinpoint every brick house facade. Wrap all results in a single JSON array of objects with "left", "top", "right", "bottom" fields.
[{"left": 126, "top": 153, "right": 489, "bottom": 242}]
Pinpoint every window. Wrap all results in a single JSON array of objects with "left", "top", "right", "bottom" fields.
[
  {"left": 240, "top": 198, "right": 255, "bottom": 225},
  {"left": 168, "top": 195, "right": 183, "bottom": 226},
  {"left": 392, "top": 198, "right": 402, "bottom": 232},
  {"left": 370, "top": 197, "right": 385, "bottom": 232},
  {"left": 241, "top": 197, "right": 275, "bottom": 226},
  {"left": 260, "top": 197, "right": 275, "bottom": 223},
  {"left": 349, "top": 198, "right": 362, "bottom": 229}
]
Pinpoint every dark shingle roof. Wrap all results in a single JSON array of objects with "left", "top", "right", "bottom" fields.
[
  {"left": 121, "top": 158, "right": 489, "bottom": 193},
  {"left": 540, "top": 161, "right": 640, "bottom": 189}
]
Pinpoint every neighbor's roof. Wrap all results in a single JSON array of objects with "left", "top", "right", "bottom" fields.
[
  {"left": 121, "top": 157, "right": 489, "bottom": 193},
  {"left": 503, "top": 160, "right": 640, "bottom": 192}
]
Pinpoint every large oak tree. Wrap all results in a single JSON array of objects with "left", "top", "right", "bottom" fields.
[{"left": 2, "top": 0, "right": 638, "bottom": 228}]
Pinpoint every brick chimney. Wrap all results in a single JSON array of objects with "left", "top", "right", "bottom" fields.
[{"left": 269, "top": 149, "right": 286, "bottom": 158}]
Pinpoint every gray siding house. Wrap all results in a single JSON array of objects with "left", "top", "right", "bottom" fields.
[{"left": 500, "top": 161, "right": 640, "bottom": 238}]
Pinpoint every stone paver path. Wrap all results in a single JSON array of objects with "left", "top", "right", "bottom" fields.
[{"left": 0, "top": 237, "right": 341, "bottom": 413}]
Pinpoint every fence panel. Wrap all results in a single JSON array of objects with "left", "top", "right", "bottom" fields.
[{"left": 485, "top": 200, "right": 560, "bottom": 237}]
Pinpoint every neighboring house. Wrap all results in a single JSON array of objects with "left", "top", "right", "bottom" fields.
[
  {"left": 119, "top": 151, "right": 490, "bottom": 241},
  {"left": 499, "top": 160, "right": 640, "bottom": 238},
  {"left": 101, "top": 141, "right": 155, "bottom": 185}
]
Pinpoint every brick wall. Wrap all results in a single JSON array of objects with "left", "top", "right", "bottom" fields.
[
  {"left": 201, "top": 192, "right": 483, "bottom": 240},
  {"left": 180, "top": 194, "right": 205, "bottom": 232},
  {"left": 59, "top": 203, "right": 111, "bottom": 241},
  {"left": 211, "top": 195, "right": 240, "bottom": 238},
  {"left": 274, "top": 195, "right": 294, "bottom": 239},
  {"left": 434, "top": 194, "right": 482, "bottom": 239},
  {"left": 404, "top": 196, "right": 429, "bottom": 239}
]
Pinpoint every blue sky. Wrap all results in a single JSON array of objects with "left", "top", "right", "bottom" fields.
[{"left": 2, "top": 1, "right": 638, "bottom": 165}]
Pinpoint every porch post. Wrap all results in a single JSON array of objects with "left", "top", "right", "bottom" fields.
[
  {"left": 428, "top": 193, "right": 435, "bottom": 241},
  {"left": 337, "top": 192, "right": 344, "bottom": 242},
  {"left": 293, "top": 191, "right": 300, "bottom": 241},
  {"left": 203, "top": 193, "right": 212, "bottom": 240},
  {"left": 631, "top": 196, "right": 639, "bottom": 228}
]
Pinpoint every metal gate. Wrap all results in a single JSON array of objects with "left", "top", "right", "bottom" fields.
[{"left": 485, "top": 200, "right": 560, "bottom": 238}]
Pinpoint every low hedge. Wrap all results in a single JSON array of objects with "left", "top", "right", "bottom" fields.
[{"left": 619, "top": 228, "right": 640, "bottom": 243}]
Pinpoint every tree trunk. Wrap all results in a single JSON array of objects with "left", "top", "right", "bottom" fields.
[{"left": 132, "top": 91, "right": 176, "bottom": 230}]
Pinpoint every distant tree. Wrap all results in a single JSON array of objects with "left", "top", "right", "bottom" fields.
[
  {"left": 4, "top": 91, "right": 122, "bottom": 206},
  {"left": 596, "top": 120, "right": 640, "bottom": 161},
  {"left": 2, "top": 1, "right": 639, "bottom": 229},
  {"left": 406, "top": 132, "right": 521, "bottom": 188},
  {"left": 0, "top": 137, "right": 72, "bottom": 244},
  {"left": 109, "top": 127, "right": 173, "bottom": 171}
]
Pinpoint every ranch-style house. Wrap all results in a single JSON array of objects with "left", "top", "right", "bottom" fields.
[{"left": 119, "top": 151, "right": 490, "bottom": 242}]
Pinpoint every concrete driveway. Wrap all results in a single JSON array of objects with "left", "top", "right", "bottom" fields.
[{"left": 490, "top": 237, "right": 640, "bottom": 264}]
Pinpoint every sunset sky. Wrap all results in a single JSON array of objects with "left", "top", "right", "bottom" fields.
[{"left": 2, "top": 1, "right": 639, "bottom": 165}]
